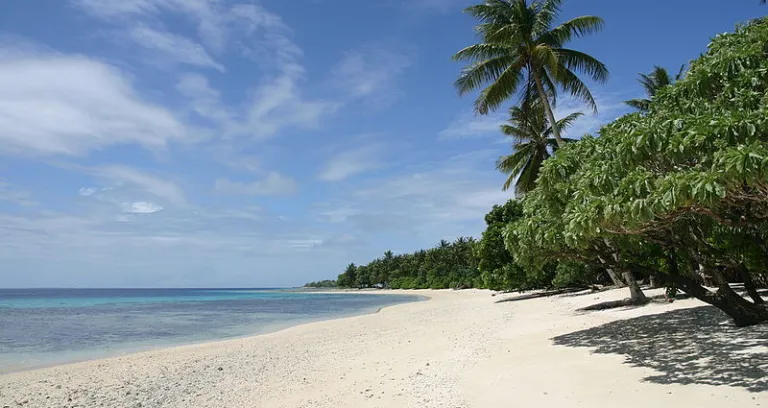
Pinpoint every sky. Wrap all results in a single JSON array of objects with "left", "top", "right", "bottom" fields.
[{"left": 0, "top": 0, "right": 763, "bottom": 288}]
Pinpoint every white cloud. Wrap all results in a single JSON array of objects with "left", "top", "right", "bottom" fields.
[
  {"left": 315, "top": 149, "right": 511, "bottom": 238},
  {"left": 78, "top": 187, "right": 97, "bottom": 197},
  {"left": 75, "top": 0, "right": 335, "bottom": 142},
  {"left": 121, "top": 201, "right": 164, "bottom": 214},
  {"left": 0, "top": 181, "right": 36, "bottom": 207},
  {"left": 177, "top": 69, "right": 335, "bottom": 141},
  {"left": 73, "top": 0, "right": 159, "bottom": 18},
  {"left": 127, "top": 25, "right": 225, "bottom": 71},
  {"left": 438, "top": 110, "right": 506, "bottom": 140},
  {"left": 317, "top": 206, "right": 362, "bottom": 223},
  {"left": 164, "top": 8, "right": 335, "bottom": 141},
  {"left": 0, "top": 47, "right": 186, "bottom": 156},
  {"left": 332, "top": 46, "right": 413, "bottom": 106},
  {"left": 214, "top": 172, "right": 297, "bottom": 196},
  {"left": 73, "top": 0, "right": 297, "bottom": 56},
  {"left": 95, "top": 165, "right": 187, "bottom": 205},
  {"left": 176, "top": 73, "right": 230, "bottom": 123},
  {"left": 404, "top": 0, "right": 474, "bottom": 14},
  {"left": 318, "top": 145, "right": 383, "bottom": 182}
]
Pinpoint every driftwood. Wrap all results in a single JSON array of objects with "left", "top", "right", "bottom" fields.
[
  {"left": 495, "top": 287, "right": 591, "bottom": 304},
  {"left": 577, "top": 292, "right": 693, "bottom": 312}
]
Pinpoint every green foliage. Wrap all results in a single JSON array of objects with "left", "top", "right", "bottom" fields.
[
  {"left": 497, "top": 102, "right": 581, "bottom": 194},
  {"left": 303, "top": 280, "right": 337, "bottom": 288},
  {"left": 333, "top": 199, "right": 591, "bottom": 292},
  {"left": 335, "top": 238, "right": 481, "bottom": 290},
  {"left": 475, "top": 200, "right": 544, "bottom": 290},
  {"left": 509, "top": 18, "right": 768, "bottom": 325},
  {"left": 454, "top": 0, "right": 607, "bottom": 146},
  {"left": 625, "top": 65, "right": 686, "bottom": 112}
]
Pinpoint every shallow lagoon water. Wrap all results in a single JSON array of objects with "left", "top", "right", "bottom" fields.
[{"left": 0, "top": 288, "right": 422, "bottom": 372}]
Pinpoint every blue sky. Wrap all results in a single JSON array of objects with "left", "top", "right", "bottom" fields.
[{"left": 0, "top": 0, "right": 762, "bottom": 288}]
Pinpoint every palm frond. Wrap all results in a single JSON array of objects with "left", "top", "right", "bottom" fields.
[
  {"left": 475, "top": 65, "right": 525, "bottom": 114},
  {"left": 650, "top": 66, "right": 672, "bottom": 88},
  {"left": 515, "top": 145, "right": 549, "bottom": 194},
  {"left": 454, "top": 55, "right": 517, "bottom": 95},
  {"left": 540, "top": 16, "right": 605, "bottom": 47},
  {"left": 454, "top": 0, "right": 607, "bottom": 120},
  {"left": 532, "top": 0, "right": 563, "bottom": 38},
  {"left": 500, "top": 124, "right": 530, "bottom": 142},
  {"left": 554, "top": 65, "right": 599, "bottom": 113},
  {"left": 453, "top": 43, "right": 512, "bottom": 62},
  {"left": 532, "top": 43, "right": 560, "bottom": 76},
  {"left": 497, "top": 143, "right": 536, "bottom": 192},
  {"left": 554, "top": 111, "right": 583, "bottom": 131},
  {"left": 556, "top": 48, "right": 609, "bottom": 83},
  {"left": 497, "top": 144, "right": 533, "bottom": 174},
  {"left": 464, "top": 1, "right": 514, "bottom": 23},
  {"left": 625, "top": 98, "right": 651, "bottom": 111},
  {"left": 637, "top": 73, "right": 656, "bottom": 96},
  {"left": 675, "top": 64, "right": 687, "bottom": 81}
]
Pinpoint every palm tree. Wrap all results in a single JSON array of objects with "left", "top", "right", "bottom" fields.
[
  {"left": 453, "top": 0, "right": 608, "bottom": 147},
  {"left": 624, "top": 65, "right": 685, "bottom": 112},
  {"left": 496, "top": 102, "right": 582, "bottom": 193}
]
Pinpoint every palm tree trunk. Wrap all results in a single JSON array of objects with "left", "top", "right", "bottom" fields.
[{"left": 533, "top": 72, "right": 564, "bottom": 148}]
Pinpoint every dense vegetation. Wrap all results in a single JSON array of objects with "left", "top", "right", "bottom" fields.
[
  {"left": 509, "top": 18, "right": 768, "bottom": 326},
  {"left": 303, "top": 280, "right": 337, "bottom": 288},
  {"left": 336, "top": 241, "right": 479, "bottom": 289},
  {"left": 308, "top": 1, "right": 768, "bottom": 327}
]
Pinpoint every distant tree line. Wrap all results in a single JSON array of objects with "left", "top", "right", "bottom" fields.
[
  {"left": 324, "top": 199, "right": 607, "bottom": 292},
  {"left": 303, "top": 280, "right": 337, "bottom": 288},
  {"left": 336, "top": 239, "right": 479, "bottom": 290}
]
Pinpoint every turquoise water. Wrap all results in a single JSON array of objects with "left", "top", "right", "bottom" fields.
[{"left": 0, "top": 289, "right": 422, "bottom": 373}]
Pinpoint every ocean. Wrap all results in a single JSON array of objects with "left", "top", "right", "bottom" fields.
[{"left": 0, "top": 288, "right": 423, "bottom": 373}]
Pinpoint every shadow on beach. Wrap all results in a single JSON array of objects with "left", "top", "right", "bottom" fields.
[{"left": 552, "top": 306, "right": 768, "bottom": 392}]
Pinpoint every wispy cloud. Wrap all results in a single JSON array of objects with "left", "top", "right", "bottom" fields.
[
  {"left": 318, "top": 144, "right": 384, "bottom": 182},
  {"left": 73, "top": 0, "right": 260, "bottom": 54},
  {"left": 315, "top": 149, "right": 510, "bottom": 239},
  {"left": 0, "top": 181, "right": 36, "bottom": 207},
  {"left": 331, "top": 45, "right": 413, "bottom": 107},
  {"left": 438, "top": 110, "right": 506, "bottom": 140},
  {"left": 94, "top": 165, "right": 188, "bottom": 205},
  {"left": 403, "top": 0, "right": 473, "bottom": 14},
  {"left": 127, "top": 25, "right": 226, "bottom": 71},
  {"left": 121, "top": 201, "right": 164, "bottom": 214},
  {"left": 0, "top": 46, "right": 186, "bottom": 156},
  {"left": 214, "top": 172, "right": 298, "bottom": 196}
]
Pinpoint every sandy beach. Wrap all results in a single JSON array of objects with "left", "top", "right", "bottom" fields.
[{"left": 1, "top": 288, "right": 765, "bottom": 407}]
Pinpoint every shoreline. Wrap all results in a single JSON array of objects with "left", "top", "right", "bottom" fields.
[
  {"left": 0, "top": 290, "right": 428, "bottom": 376},
  {"left": 2, "top": 288, "right": 764, "bottom": 407}
]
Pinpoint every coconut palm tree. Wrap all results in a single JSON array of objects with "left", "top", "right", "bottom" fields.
[
  {"left": 496, "top": 102, "right": 582, "bottom": 194},
  {"left": 624, "top": 65, "right": 686, "bottom": 112},
  {"left": 453, "top": 0, "right": 608, "bottom": 147}
]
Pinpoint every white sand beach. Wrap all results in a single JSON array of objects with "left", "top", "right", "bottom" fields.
[{"left": 1, "top": 288, "right": 765, "bottom": 407}]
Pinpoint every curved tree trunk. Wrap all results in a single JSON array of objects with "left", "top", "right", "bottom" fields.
[
  {"left": 622, "top": 269, "right": 649, "bottom": 305},
  {"left": 737, "top": 264, "right": 765, "bottom": 305},
  {"left": 606, "top": 268, "right": 626, "bottom": 287},
  {"left": 597, "top": 253, "right": 626, "bottom": 287},
  {"left": 649, "top": 275, "right": 660, "bottom": 288},
  {"left": 533, "top": 72, "right": 564, "bottom": 147},
  {"left": 669, "top": 267, "right": 768, "bottom": 327}
]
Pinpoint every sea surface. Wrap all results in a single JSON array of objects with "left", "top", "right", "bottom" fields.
[{"left": 0, "top": 288, "right": 423, "bottom": 373}]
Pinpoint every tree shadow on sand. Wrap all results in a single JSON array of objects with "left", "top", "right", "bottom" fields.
[{"left": 552, "top": 306, "right": 768, "bottom": 392}]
